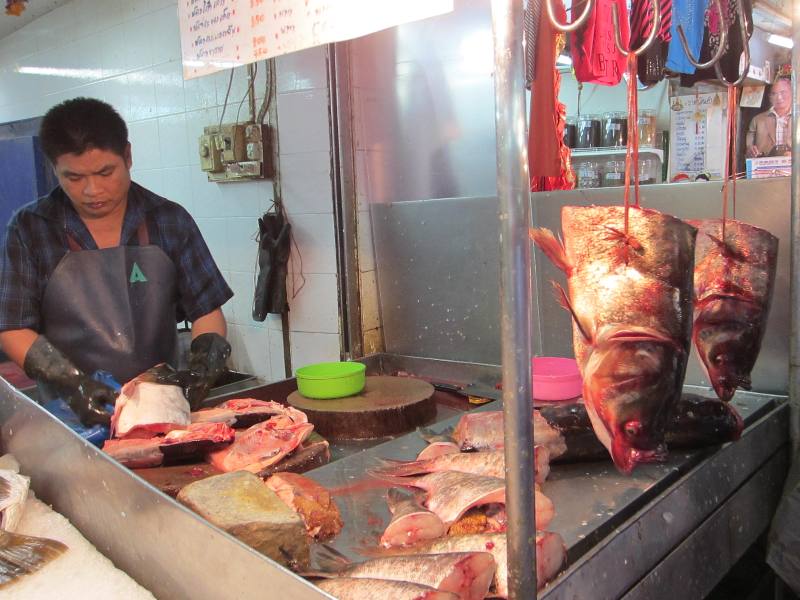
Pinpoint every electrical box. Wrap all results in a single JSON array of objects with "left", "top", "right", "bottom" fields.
[{"left": 198, "top": 123, "right": 273, "bottom": 182}]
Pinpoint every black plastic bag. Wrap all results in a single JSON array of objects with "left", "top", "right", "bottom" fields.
[{"left": 252, "top": 211, "right": 291, "bottom": 320}]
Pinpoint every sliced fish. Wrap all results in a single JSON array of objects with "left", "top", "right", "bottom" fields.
[
  {"left": 381, "top": 488, "right": 446, "bottom": 548},
  {"left": 316, "top": 577, "right": 459, "bottom": 600},
  {"left": 266, "top": 472, "right": 343, "bottom": 540},
  {"left": 316, "top": 550, "right": 495, "bottom": 600},
  {"left": 207, "top": 419, "right": 314, "bottom": 473},
  {"left": 451, "top": 411, "right": 567, "bottom": 459}
]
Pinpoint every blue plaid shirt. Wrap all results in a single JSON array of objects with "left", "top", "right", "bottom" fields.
[{"left": 0, "top": 182, "right": 233, "bottom": 331}]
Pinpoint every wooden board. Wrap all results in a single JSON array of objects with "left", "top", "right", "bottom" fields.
[
  {"left": 134, "top": 433, "right": 331, "bottom": 498},
  {"left": 287, "top": 375, "right": 436, "bottom": 440}
]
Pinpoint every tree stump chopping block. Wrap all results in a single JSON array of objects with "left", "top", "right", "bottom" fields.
[{"left": 287, "top": 376, "right": 436, "bottom": 439}]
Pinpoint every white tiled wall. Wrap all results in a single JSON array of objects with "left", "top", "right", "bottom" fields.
[{"left": 0, "top": 0, "right": 342, "bottom": 379}]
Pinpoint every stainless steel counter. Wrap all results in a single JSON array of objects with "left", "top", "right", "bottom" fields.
[{"left": 0, "top": 353, "right": 789, "bottom": 599}]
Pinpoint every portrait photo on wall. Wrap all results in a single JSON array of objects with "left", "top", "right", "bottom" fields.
[{"left": 740, "top": 65, "right": 792, "bottom": 178}]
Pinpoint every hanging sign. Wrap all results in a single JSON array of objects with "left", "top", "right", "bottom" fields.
[{"left": 179, "top": 0, "right": 454, "bottom": 80}]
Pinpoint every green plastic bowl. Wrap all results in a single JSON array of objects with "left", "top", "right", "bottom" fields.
[{"left": 295, "top": 362, "right": 367, "bottom": 399}]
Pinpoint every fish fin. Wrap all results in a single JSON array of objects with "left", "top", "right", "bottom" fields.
[
  {"left": 530, "top": 228, "right": 572, "bottom": 274},
  {"left": 0, "top": 477, "right": 10, "bottom": 502},
  {"left": 366, "top": 470, "right": 419, "bottom": 488},
  {"left": 371, "top": 459, "right": 427, "bottom": 478},
  {"left": 705, "top": 233, "right": 747, "bottom": 262},
  {"left": 312, "top": 544, "right": 352, "bottom": 574},
  {"left": 0, "top": 531, "right": 67, "bottom": 588},
  {"left": 417, "top": 426, "right": 453, "bottom": 443},
  {"left": 604, "top": 226, "right": 643, "bottom": 252},
  {"left": 387, "top": 487, "right": 412, "bottom": 506},
  {"left": 551, "top": 282, "right": 592, "bottom": 342}
]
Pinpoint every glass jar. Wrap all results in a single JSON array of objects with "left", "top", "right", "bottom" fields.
[
  {"left": 576, "top": 160, "right": 601, "bottom": 188},
  {"left": 638, "top": 109, "right": 657, "bottom": 147},
  {"left": 576, "top": 115, "right": 602, "bottom": 148},
  {"left": 602, "top": 158, "right": 625, "bottom": 187},
  {"left": 563, "top": 117, "right": 577, "bottom": 148},
  {"left": 638, "top": 156, "right": 659, "bottom": 185},
  {"left": 602, "top": 112, "right": 628, "bottom": 147}
]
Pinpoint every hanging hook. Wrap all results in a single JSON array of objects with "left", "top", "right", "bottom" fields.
[
  {"left": 714, "top": 0, "right": 751, "bottom": 87},
  {"left": 611, "top": 0, "right": 661, "bottom": 57},
  {"left": 545, "top": 0, "right": 594, "bottom": 32},
  {"left": 677, "top": 0, "right": 727, "bottom": 70}
]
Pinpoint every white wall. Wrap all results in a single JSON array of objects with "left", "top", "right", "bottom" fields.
[{"left": 0, "top": 0, "right": 342, "bottom": 380}]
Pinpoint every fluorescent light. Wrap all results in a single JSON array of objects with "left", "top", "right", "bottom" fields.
[
  {"left": 556, "top": 54, "right": 572, "bottom": 66},
  {"left": 768, "top": 34, "right": 793, "bottom": 48}
]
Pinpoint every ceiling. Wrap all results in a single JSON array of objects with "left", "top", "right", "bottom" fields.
[{"left": 0, "top": 0, "right": 71, "bottom": 40}]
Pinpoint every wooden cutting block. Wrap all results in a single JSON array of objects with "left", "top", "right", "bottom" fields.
[
  {"left": 134, "top": 433, "right": 331, "bottom": 498},
  {"left": 287, "top": 375, "right": 436, "bottom": 440}
]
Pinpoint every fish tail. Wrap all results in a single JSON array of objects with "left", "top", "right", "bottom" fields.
[
  {"left": 0, "top": 531, "right": 68, "bottom": 588},
  {"left": 530, "top": 228, "right": 572, "bottom": 274},
  {"left": 417, "top": 426, "right": 454, "bottom": 443},
  {"left": 370, "top": 460, "right": 426, "bottom": 478},
  {"left": 313, "top": 543, "right": 352, "bottom": 574},
  {"left": 551, "top": 282, "right": 592, "bottom": 342}
]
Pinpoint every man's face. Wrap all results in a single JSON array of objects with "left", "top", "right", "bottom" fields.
[
  {"left": 770, "top": 80, "right": 792, "bottom": 115},
  {"left": 54, "top": 145, "right": 132, "bottom": 220}
]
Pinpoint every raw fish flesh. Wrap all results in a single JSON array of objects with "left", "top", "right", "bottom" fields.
[
  {"left": 192, "top": 399, "right": 293, "bottom": 429},
  {"left": 208, "top": 416, "right": 314, "bottom": 473},
  {"left": 111, "top": 372, "right": 190, "bottom": 439},
  {"left": 159, "top": 422, "right": 236, "bottom": 462},
  {"left": 386, "top": 531, "right": 567, "bottom": 596},
  {"left": 372, "top": 447, "right": 550, "bottom": 484},
  {"left": 315, "top": 550, "right": 495, "bottom": 600},
  {"left": 691, "top": 219, "right": 778, "bottom": 401},
  {"left": 531, "top": 206, "right": 697, "bottom": 473},
  {"left": 380, "top": 488, "right": 446, "bottom": 548},
  {"left": 265, "top": 472, "right": 343, "bottom": 540},
  {"left": 316, "top": 577, "right": 458, "bottom": 600}
]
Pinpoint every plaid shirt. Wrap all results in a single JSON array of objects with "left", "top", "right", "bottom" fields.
[
  {"left": 0, "top": 182, "right": 233, "bottom": 332},
  {"left": 770, "top": 108, "right": 791, "bottom": 148}
]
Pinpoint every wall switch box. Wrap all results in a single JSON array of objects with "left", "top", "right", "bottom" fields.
[{"left": 198, "top": 122, "right": 272, "bottom": 181}]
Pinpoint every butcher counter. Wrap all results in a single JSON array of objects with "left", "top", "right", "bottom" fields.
[{"left": 0, "top": 352, "right": 789, "bottom": 600}]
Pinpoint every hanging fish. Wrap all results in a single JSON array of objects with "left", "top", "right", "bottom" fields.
[
  {"left": 531, "top": 206, "right": 697, "bottom": 473},
  {"left": 691, "top": 219, "right": 778, "bottom": 401}
]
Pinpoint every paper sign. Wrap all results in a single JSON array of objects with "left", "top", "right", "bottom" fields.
[
  {"left": 179, "top": 0, "right": 454, "bottom": 80},
  {"left": 668, "top": 92, "right": 728, "bottom": 181},
  {"left": 740, "top": 85, "right": 765, "bottom": 108}
]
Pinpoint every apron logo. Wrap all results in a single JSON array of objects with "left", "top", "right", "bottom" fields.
[{"left": 129, "top": 262, "right": 148, "bottom": 284}]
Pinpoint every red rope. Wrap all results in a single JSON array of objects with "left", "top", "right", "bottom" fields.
[{"left": 623, "top": 53, "right": 640, "bottom": 241}]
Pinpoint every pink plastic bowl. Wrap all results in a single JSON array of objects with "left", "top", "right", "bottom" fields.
[{"left": 531, "top": 357, "right": 583, "bottom": 401}]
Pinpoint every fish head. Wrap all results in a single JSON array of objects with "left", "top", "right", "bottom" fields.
[
  {"left": 584, "top": 327, "right": 683, "bottom": 473},
  {"left": 693, "top": 298, "right": 760, "bottom": 402}
]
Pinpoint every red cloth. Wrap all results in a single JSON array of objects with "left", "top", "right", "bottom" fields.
[
  {"left": 570, "top": 0, "right": 630, "bottom": 85},
  {"left": 529, "top": 0, "right": 575, "bottom": 191}
]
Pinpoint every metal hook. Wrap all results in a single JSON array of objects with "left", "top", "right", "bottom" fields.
[
  {"left": 677, "top": 0, "right": 727, "bottom": 69},
  {"left": 714, "top": 0, "right": 751, "bottom": 87},
  {"left": 611, "top": 0, "right": 661, "bottom": 57},
  {"left": 545, "top": 0, "right": 594, "bottom": 32}
]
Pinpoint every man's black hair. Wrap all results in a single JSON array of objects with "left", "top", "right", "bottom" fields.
[{"left": 39, "top": 97, "right": 129, "bottom": 163}]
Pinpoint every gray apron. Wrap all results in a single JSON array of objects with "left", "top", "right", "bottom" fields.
[{"left": 39, "top": 219, "right": 179, "bottom": 398}]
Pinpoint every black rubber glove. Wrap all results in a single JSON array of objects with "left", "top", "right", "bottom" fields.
[
  {"left": 146, "top": 333, "right": 231, "bottom": 410},
  {"left": 23, "top": 336, "right": 115, "bottom": 427}
]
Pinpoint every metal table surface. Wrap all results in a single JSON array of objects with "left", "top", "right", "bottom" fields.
[{"left": 300, "top": 384, "right": 788, "bottom": 599}]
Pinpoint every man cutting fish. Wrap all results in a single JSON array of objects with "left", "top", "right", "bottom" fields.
[{"left": 0, "top": 98, "right": 234, "bottom": 427}]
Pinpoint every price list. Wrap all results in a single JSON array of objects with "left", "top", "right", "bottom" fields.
[
  {"left": 668, "top": 92, "right": 727, "bottom": 181},
  {"left": 179, "top": 0, "right": 453, "bottom": 80}
]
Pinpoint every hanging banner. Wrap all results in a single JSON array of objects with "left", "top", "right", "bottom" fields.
[{"left": 179, "top": 0, "right": 454, "bottom": 79}]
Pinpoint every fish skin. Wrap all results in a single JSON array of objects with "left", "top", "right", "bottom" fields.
[
  {"left": 532, "top": 206, "right": 697, "bottom": 474},
  {"left": 451, "top": 411, "right": 567, "bottom": 459},
  {"left": 0, "top": 530, "right": 68, "bottom": 589},
  {"left": 318, "top": 552, "right": 496, "bottom": 600},
  {"left": 690, "top": 219, "right": 778, "bottom": 402},
  {"left": 381, "top": 488, "right": 446, "bottom": 548},
  {"left": 191, "top": 399, "right": 293, "bottom": 428},
  {"left": 316, "top": 577, "right": 459, "bottom": 600},
  {"left": 386, "top": 532, "right": 567, "bottom": 596},
  {"left": 0, "top": 471, "right": 29, "bottom": 533},
  {"left": 373, "top": 447, "right": 551, "bottom": 484},
  {"left": 416, "top": 441, "right": 460, "bottom": 461}
]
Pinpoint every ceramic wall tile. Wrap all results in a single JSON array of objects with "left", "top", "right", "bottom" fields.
[
  {"left": 195, "top": 216, "right": 230, "bottom": 273},
  {"left": 268, "top": 328, "right": 288, "bottom": 381},
  {"left": 287, "top": 213, "right": 337, "bottom": 275},
  {"left": 276, "top": 89, "right": 330, "bottom": 155},
  {"left": 226, "top": 217, "right": 260, "bottom": 273},
  {"left": 128, "top": 118, "right": 162, "bottom": 170},
  {"left": 279, "top": 151, "right": 333, "bottom": 215},
  {"left": 158, "top": 112, "right": 190, "bottom": 168},
  {"left": 152, "top": 61, "right": 185, "bottom": 116},
  {"left": 276, "top": 46, "right": 328, "bottom": 93},
  {"left": 159, "top": 166, "right": 193, "bottom": 212},
  {"left": 359, "top": 270, "right": 381, "bottom": 331},
  {"left": 289, "top": 332, "right": 341, "bottom": 369},
  {"left": 288, "top": 273, "right": 340, "bottom": 334}
]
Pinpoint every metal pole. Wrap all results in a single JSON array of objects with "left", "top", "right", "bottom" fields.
[
  {"left": 789, "top": 0, "right": 800, "bottom": 482},
  {"left": 490, "top": 0, "right": 537, "bottom": 597}
]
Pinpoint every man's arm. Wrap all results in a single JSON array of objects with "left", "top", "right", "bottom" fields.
[
  {"left": 190, "top": 307, "right": 227, "bottom": 339},
  {"left": 0, "top": 328, "right": 39, "bottom": 369}
]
